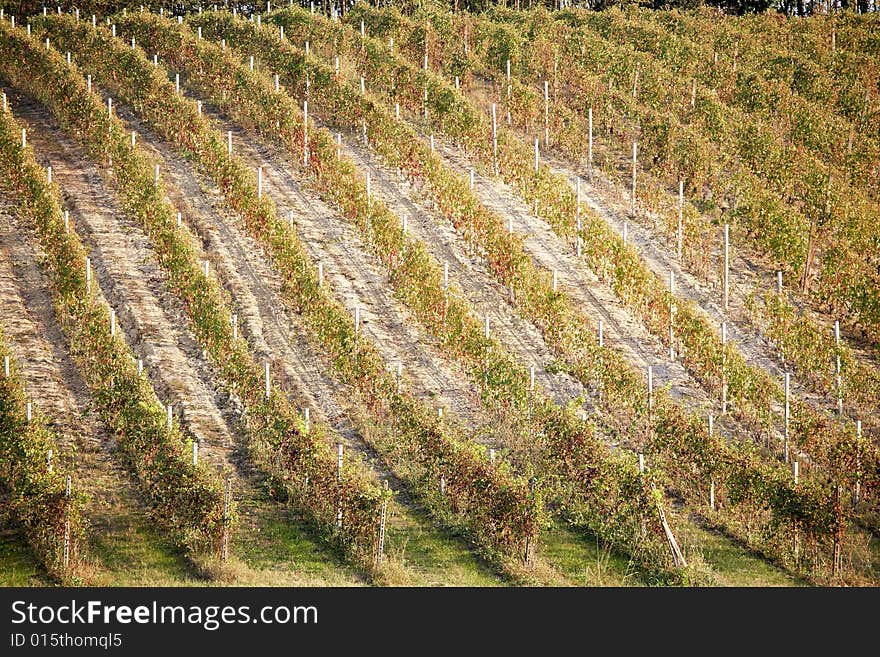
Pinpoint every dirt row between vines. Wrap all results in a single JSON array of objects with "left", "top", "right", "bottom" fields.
[
  {"left": 108, "top": 97, "right": 511, "bottom": 586},
  {"left": 8, "top": 88, "right": 369, "bottom": 585},
  {"left": 0, "top": 162, "right": 186, "bottom": 586}
]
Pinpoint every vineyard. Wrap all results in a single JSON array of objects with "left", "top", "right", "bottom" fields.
[{"left": 0, "top": 1, "right": 878, "bottom": 588}]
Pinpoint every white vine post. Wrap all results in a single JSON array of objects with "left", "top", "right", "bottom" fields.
[
  {"left": 63, "top": 475, "right": 71, "bottom": 571},
  {"left": 26, "top": 402, "right": 32, "bottom": 423},
  {"left": 534, "top": 138, "right": 539, "bottom": 172},
  {"left": 47, "top": 450, "right": 53, "bottom": 473},
  {"left": 335, "top": 443, "right": 344, "bottom": 526},
  {"left": 175, "top": 73, "right": 180, "bottom": 95},
  {"left": 544, "top": 80, "right": 550, "bottom": 147},
  {"left": 835, "top": 320, "right": 843, "bottom": 415},
  {"left": 443, "top": 261, "right": 449, "bottom": 320},
  {"left": 506, "top": 59, "right": 511, "bottom": 125},
  {"left": 21, "top": 128, "right": 26, "bottom": 149},
  {"left": 854, "top": 420, "right": 862, "bottom": 506},
  {"left": 47, "top": 166, "right": 52, "bottom": 185},
  {"left": 721, "top": 224, "right": 730, "bottom": 312},
  {"left": 177, "top": 211, "right": 182, "bottom": 228},
  {"left": 317, "top": 261, "right": 324, "bottom": 288},
  {"left": 232, "top": 314, "right": 238, "bottom": 340},
  {"left": 154, "top": 165, "right": 160, "bottom": 188},
  {"left": 221, "top": 475, "right": 231, "bottom": 563},
  {"left": 3, "top": 356, "right": 8, "bottom": 378},
  {"left": 107, "top": 97, "right": 112, "bottom": 119},
  {"left": 249, "top": 55, "right": 254, "bottom": 71},
  {"left": 784, "top": 371, "right": 791, "bottom": 463},
  {"left": 631, "top": 141, "right": 637, "bottom": 217},
  {"left": 721, "top": 321, "right": 728, "bottom": 414},
  {"left": 777, "top": 271, "right": 783, "bottom": 294},
  {"left": 275, "top": 74, "right": 280, "bottom": 92},
  {"left": 793, "top": 459, "right": 799, "bottom": 485},
  {"left": 588, "top": 107, "right": 593, "bottom": 180},
  {"left": 303, "top": 100, "right": 308, "bottom": 165},
  {"left": 137, "top": 359, "right": 143, "bottom": 375},
  {"left": 708, "top": 414, "right": 716, "bottom": 510},
  {"left": 647, "top": 365, "right": 654, "bottom": 445},
  {"left": 623, "top": 220, "right": 628, "bottom": 246},
  {"left": 492, "top": 103, "right": 498, "bottom": 175},
  {"left": 336, "top": 133, "right": 341, "bottom": 160},
  {"left": 85, "top": 257, "right": 92, "bottom": 294},
  {"left": 669, "top": 270, "right": 675, "bottom": 360},
  {"left": 376, "top": 492, "right": 387, "bottom": 566},
  {"left": 192, "top": 441, "right": 199, "bottom": 466},
  {"left": 264, "top": 361, "right": 270, "bottom": 399},
  {"left": 529, "top": 364, "right": 536, "bottom": 419},
  {"left": 677, "top": 181, "right": 684, "bottom": 261},
  {"left": 304, "top": 407, "right": 310, "bottom": 433},
  {"left": 691, "top": 77, "right": 697, "bottom": 109}
]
